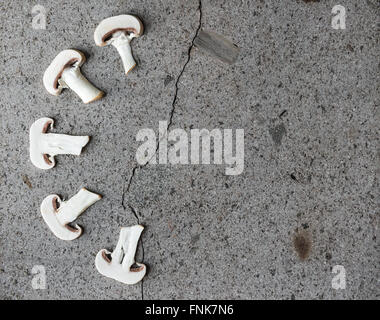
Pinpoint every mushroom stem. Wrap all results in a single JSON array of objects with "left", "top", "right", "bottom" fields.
[
  {"left": 110, "top": 226, "right": 143, "bottom": 268},
  {"left": 110, "top": 32, "right": 136, "bottom": 74},
  {"left": 41, "top": 133, "right": 89, "bottom": 157},
  {"left": 121, "top": 225, "right": 143, "bottom": 269},
  {"left": 95, "top": 225, "right": 146, "bottom": 284},
  {"left": 111, "top": 229, "right": 125, "bottom": 264},
  {"left": 60, "top": 67, "right": 103, "bottom": 104},
  {"left": 57, "top": 188, "right": 101, "bottom": 225}
]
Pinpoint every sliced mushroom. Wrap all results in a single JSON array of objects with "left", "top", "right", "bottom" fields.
[
  {"left": 43, "top": 49, "right": 104, "bottom": 103},
  {"left": 94, "top": 15, "right": 144, "bottom": 74},
  {"left": 95, "top": 225, "right": 146, "bottom": 284},
  {"left": 40, "top": 188, "right": 101, "bottom": 241},
  {"left": 30, "top": 117, "right": 90, "bottom": 170}
]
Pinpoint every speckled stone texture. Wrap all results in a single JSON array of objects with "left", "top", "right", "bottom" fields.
[{"left": 0, "top": 0, "right": 378, "bottom": 300}]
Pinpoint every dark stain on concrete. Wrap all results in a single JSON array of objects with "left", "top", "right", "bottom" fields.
[
  {"left": 269, "top": 123, "right": 286, "bottom": 146},
  {"left": 21, "top": 175, "right": 32, "bottom": 189},
  {"left": 191, "top": 234, "right": 200, "bottom": 245},
  {"left": 164, "top": 75, "right": 174, "bottom": 87},
  {"left": 293, "top": 229, "right": 312, "bottom": 261},
  {"left": 346, "top": 44, "right": 354, "bottom": 53}
]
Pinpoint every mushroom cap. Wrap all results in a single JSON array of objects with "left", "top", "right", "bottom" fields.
[
  {"left": 30, "top": 117, "right": 55, "bottom": 170},
  {"left": 43, "top": 49, "right": 86, "bottom": 96},
  {"left": 40, "top": 194, "right": 83, "bottom": 241},
  {"left": 94, "top": 15, "right": 144, "bottom": 46},
  {"left": 95, "top": 249, "right": 146, "bottom": 285}
]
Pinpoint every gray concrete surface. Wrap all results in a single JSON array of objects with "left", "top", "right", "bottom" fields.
[{"left": 0, "top": 0, "right": 378, "bottom": 300}]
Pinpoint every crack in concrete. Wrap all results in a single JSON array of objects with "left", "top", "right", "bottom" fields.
[
  {"left": 121, "top": 166, "right": 137, "bottom": 211},
  {"left": 167, "top": 0, "right": 203, "bottom": 129},
  {"left": 120, "top": 0, "right": 203, "bottom": 300}
]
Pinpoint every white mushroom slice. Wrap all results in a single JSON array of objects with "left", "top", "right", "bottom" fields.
[
  {"left": 95, "top": 225, "right": 146, "bottom": 284},
  {"left": 41, "top": 188, "right": 101, "bottom": 241},
  {"left": 43, "top": 49, "right": 104, "bottom": 103},
  {"left": 30, "top": 117, "right": 89, "bottom": 170},
  {"left": 94, "top": 15, "right": 144, "bottom": 74}
]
